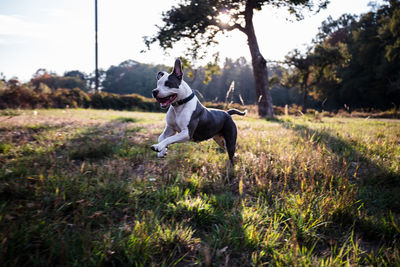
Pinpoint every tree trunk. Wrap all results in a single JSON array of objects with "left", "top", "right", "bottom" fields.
[
  {"left": 302, "top": 87, "right": 308, "bottom": 114},
  {"left": 244, "top": 0, "right": 274, "bottom": 118}
]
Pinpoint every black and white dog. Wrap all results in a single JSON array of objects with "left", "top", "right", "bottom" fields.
[{"left": 151, "top": 59, "right": 246, "bottom": 165}]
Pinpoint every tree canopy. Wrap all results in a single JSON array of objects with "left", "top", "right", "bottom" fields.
[
  {"left": 145, "top": 0, "right": 329, "bottom": 58},
  {"left": 287, "top": 0, "right": 400, "bottom": 110}
]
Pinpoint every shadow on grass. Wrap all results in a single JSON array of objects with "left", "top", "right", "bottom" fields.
[{"left": 272, "top": 117, "right": 400, "bottom": 242}]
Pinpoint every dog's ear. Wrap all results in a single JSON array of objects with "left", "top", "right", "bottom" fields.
[
  {"left": 157, "top": 71, "right": 164, "bottom": 80},
  {"left": 172, "top": 59, "right": 183, "bottom": 80}
]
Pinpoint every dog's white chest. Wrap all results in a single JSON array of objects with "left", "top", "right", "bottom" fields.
[{"left": 166, "top": 100, "right": 197, "bottom": 132}]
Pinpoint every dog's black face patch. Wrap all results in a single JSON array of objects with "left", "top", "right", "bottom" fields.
[
  {"left": 165, "top": 74, "right": 181, "bottom": 89},
  {"left": 157, "top": 71, "right": 164, "bottom": 80}
]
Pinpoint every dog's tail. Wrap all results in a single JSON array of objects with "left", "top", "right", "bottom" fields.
[{"left": 227, "top": 109, "right": 247, "bottom": 116}]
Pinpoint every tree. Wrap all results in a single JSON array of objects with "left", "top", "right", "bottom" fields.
[
  {"left": 102, "top": 60, "right": 166, "bottom": 96},
  {"left": 62, "top": 70, "right": 88, "bottom": 91},
  {"left": 88, "top": 69, "right": 106, "bottom": 93},
  {"left": 31, "top": 69, "right": 89, "bottom": 92},
  {"left": 64, "top": 70, "right": 87, "bottom": 81},
  {"left": 381, "top": 0, "right": 400, "bottom": 62},
  {"left": 145, "top": 0, "right": 329, "bottom": 117},
  {"left": 284, "top": 48, "right": 315, "bottom": 113},
  {"left": 31, "top": 69, "right": 57, "bottom": 90},
  {"left": 285, "top": 42, "right": 347, "bottom": 112}
]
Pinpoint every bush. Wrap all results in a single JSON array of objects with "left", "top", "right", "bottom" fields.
[
  {"left": 50, "top": 88, "right": 91, "bottom": 108},
  {"left": 0, "top": 82, "right": 161, "bottom": 111},
  {"left": 89, "top": 93, "right": 161, "bottom": 111},
  {"left": 0, "top": 84, "right": 40, "bottom": 109}
]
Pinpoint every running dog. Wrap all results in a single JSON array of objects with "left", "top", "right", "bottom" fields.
[{"left": 151, "top": 59, "right": 246, "bottom": 165}]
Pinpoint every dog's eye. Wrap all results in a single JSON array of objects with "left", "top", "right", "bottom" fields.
[{"left": 164, "top": 81, "right": 171, "bottom": 87}]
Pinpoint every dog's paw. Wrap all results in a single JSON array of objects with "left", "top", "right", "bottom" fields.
[
  {"left": 152, "top": 143, "right": 166, "bottom": 152},
  {"left": 151, "top": 144, "right": 160, "bottom": 152},
  {"left": 157, "top": 148, "right": 167, "bottom": 158}
]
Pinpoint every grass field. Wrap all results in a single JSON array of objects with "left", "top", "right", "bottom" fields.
[{"left": 0, "top": 109, "right": 399, "bottom": 266}]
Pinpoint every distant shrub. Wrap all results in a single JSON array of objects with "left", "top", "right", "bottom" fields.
[
  {"left": 50, "top": 88, "right": 90, "bottom": 108},
  {"left": 0, "top": 85, "right": 92, "bottom": 109},
  {"left": 89, "top": 92, "right": 161, "bottom": 111},
  {"left": 121, "top": 94, "right": 161, "bottom": 111},
  {"left": 0, "top": 82, "right": 161, "bottom": 111},
  {"left": 0, "top": 84, "right": 40, "bottom": 109},
  {"left": 337, "top": 108, "right": 400, "bottom": 119}
]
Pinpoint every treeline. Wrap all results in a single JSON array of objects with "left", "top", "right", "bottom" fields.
[{"left": 101, "top": 58, "right": 308, "bottom": 107}]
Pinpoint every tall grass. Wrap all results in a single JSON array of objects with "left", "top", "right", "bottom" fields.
[{"left": 0, "top": 109, "right": 399, "bottom": 266}]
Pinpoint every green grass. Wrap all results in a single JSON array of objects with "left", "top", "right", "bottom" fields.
[{"left": 0, "top": 109, "right": 399, "bottom": 266}]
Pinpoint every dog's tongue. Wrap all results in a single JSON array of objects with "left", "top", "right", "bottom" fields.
[
  {"left": 161, "top": 101, "right": 171, "bottom": 108},
  {"left": 158, "top": 95, "right": 177, "bottom": 108}
]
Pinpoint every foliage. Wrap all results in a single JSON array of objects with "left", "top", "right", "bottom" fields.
[
  {"left": 0, "top": 82, "right": 161, "bottom": 111},
  {"left": 284, "top": 42, "right": 348, "bottom": 111},
  {"left": 144, "top": 0, "right": 329, "bottom": 59},
  {"left": 287, "top": 1, "right": 400, "bottom": 110},
  {"left": 90, "top": 92, "right": 161, "bottom": 112},
  {"left": 0, "top": 109, "right": 399, "bottom": 265},
  {"left": 94, "top": 57, "right": 303, "bottom": 107},
  {"left": 102, "top": 60, "right": 167, "bottom": 97},
  {"left": 382, "top": 0, "right": 400, "bottom": 62},
  {"left": 31, "top": 69, "right": 89, "bottom": 92}
]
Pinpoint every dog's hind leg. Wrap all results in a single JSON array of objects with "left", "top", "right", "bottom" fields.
[
  {"left": 225, "top": 135, "right": 236, "bottom": 166},
  {"left": 222, "top": 119, "right": 237, "bottom": 166}
]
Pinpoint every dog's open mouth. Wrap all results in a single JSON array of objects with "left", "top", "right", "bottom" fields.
[{"left": 156, "top": 94, "right": 177, "bottom": 108}]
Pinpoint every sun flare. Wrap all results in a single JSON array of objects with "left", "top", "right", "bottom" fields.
[{"left": 217, "top": 13, "right": 231, "bottom": 24}]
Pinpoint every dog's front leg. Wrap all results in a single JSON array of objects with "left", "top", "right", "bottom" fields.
[
  {"left": 156, "top": 126, "right": 175, "bottom": 157},
  {"left": 152, "top": 128, "right": 190, "bottom": 153},
  {"left": 158, "top": 125, "right": 175, "bottom": 143}
]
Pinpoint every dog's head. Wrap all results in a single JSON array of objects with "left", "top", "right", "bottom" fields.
[{"left": 152, "top": 59, "right": 188, "bottom": 108}]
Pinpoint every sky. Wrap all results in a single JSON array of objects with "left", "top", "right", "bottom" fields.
[{"left": 0, "top": 0, "right": 384, "bottom": 81}]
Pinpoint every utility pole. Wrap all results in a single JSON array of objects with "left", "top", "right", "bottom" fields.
[{"left": 94, "top": 0, "right": 99, "bottom": 92}]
